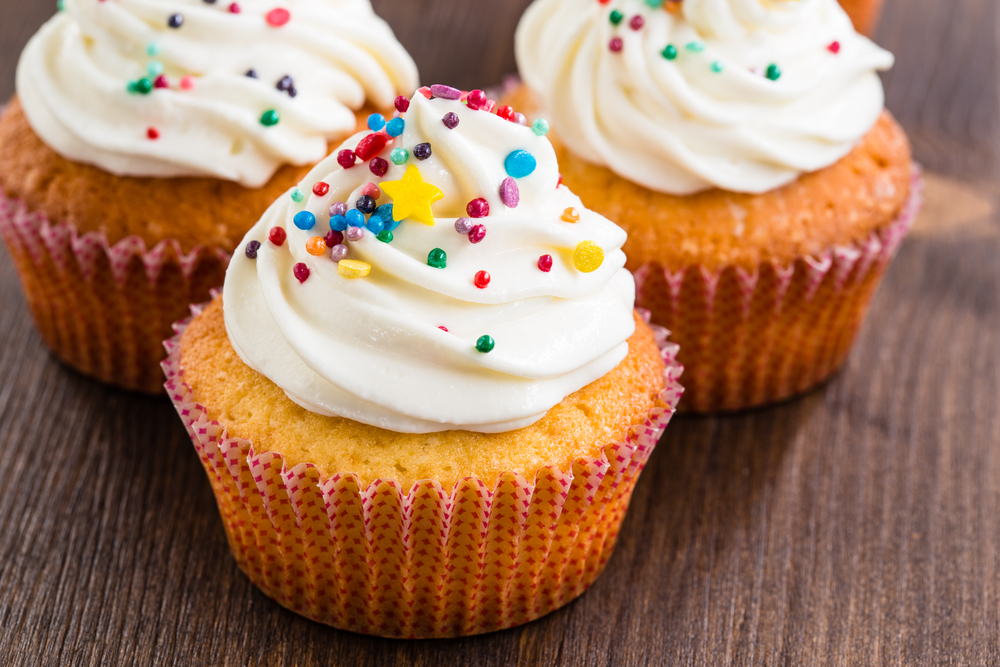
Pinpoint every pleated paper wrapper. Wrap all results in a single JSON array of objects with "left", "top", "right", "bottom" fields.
[
  {"left": 633, "top": 169, "right": 923, "bottom": 413},
  {"left": 0, "top": 193, "right": 228, "bottom": 393},
  {"left": 163, "top": 307, "right": 684, "bottom": 639}
]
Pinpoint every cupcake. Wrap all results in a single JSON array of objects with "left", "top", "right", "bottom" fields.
[
  {"left": 0, "top": 0, "right": 418, "bottom": 393},
  {"left": 513, "top": 0, "right": 921, "bottom": 412},
  {"left": 164, "top": 87, "right": 683, "bottom": 637}
]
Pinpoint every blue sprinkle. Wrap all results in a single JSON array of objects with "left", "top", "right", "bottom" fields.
[
  {"left": 345, "top": 209, "right": 366, "bottom": 227},
  {"left": 293, "top": 211, "right": 316, "bottom": 230},
  {"left": 368, "top": 113, "right": 386, "bottom": 132},
  {"left": 365, "top": 215, "right": 385, "bottom": 234},
  {"left": 386, "top": 117, "right": 405, "bottom": 137},
  {"left": 504, "top": 150, "right": 537, "bottom": 179},
  {"left": 373, "top": 203, "right": 398, "bottom": 232},
  {"left": 330, "top": 215, "right": 348, "bottom": 232}
]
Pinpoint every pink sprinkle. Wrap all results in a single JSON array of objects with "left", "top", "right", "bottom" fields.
[
  {"left": 438, "top": 326, "right": 449, "bottom": 332},
  {"left": 466, "top": 89, "right": 487, "bottom": 111},
  {"left": 468, "top": 224, "right": 486, "bottom": 244},
  {"left": 430, "top": 84, "right": 462, "bottom": 100},
  {"left": 153, "top": 75, "right": 169, "bottom": 89},
  {"left": 629, "top": 15, "right": 644, "bottom": 30},
  {"left": 362, "top": 182, "right": 382, "bottom": 200},
  {"left": 266, "top": 7, "right": 290, "bottom": 26},
  {"left": 467, "top": 198, "right": 490, "bottom": 218},
  {"left": 499, "top": 177, "right": 519, "bottom": 208},
  {"left": 417, "top": 86, "right": 432, "bottom": 99},
  {"left": 828, "top": 41, "right": 841, "bottom": 54},
  {"left": 180, "top": 75, "right": 194, "bottom": 90},
  {"left": 538, "top": 254, "right": 553, "bottom": 272},
  {"left": 609, "top": 37, "right": 623, "bottom": 53},
  {"left": 228, "top": 2, "right": 241, "bottom": 13},
  {"left": 293, "top": 263, "right": 310, "bottom": 283},
  {"left": 337, "top": 150, "right": 357, "bottom": 169},
  {"left": 147, "top": 127, "right": 159, "bottom": 140},
  {"left": 394, "top": 96, "right": 410, "bottom": 113},
  {"left": 483, "top": 99, "right": 497, "bottom": 114}
]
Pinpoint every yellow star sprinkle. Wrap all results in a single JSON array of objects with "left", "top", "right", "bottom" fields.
[{"left": 379, "top": 164, "right": 444, "bottom": 226}]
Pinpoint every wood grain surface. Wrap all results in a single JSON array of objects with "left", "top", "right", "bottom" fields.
[{"left": 1, "top": 1, "right": 998, "bottom": 665}]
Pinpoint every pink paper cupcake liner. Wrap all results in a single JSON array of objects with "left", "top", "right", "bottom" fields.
[
  {"left": 0, "top": 192, "right": 229, "bottom": 393},
  {"left": 633, "top": 167, "right": 923, "bottom": 413},
  {"left": 163, "top": 305, "right": 683, "bottom": 638}
]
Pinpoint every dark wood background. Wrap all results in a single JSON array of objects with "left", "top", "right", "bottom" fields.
[{"left": 1, "top": 1, "right": 998, "bottom": 664}]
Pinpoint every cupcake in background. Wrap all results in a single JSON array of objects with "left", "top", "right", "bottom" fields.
[
  {"left": 839, "top": 0, "right": 885, "bottom": 35},
  {"left": 513, "top": 0, "right": 920, "bottom": 412},
  {"left": 165, "top": 87, "right": 683, "bottom": 637},
  {"left": 0, "top": 0, "right": 418, "bottom": 393}
]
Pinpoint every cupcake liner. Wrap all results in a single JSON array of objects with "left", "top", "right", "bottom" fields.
[
  {"left": 634, "top": 167, "right": 923, "bottom": 413},
  {"left": 162, "top": 306, "right": 683, "bottom": 639},
  {"left": 0, "top": 192, "right": 229, "bottom": 393}
]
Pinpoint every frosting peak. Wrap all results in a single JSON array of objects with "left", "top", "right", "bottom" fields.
[
  {"left": 223, "top": 91, "right": 637, "bottom": 433},
  {"left": 17, "top": 0, "right": 419, "bottom": 187},
  {"left": 515, "top": 0, "right": 895, "bottom": 195}
]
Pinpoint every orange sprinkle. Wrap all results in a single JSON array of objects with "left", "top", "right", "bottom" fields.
[
  {"left": 561, "top": 207, "right": 580, "bottom": 223},
  {"left": 306, "top": 236, "right": 327, "bottom": 256}
]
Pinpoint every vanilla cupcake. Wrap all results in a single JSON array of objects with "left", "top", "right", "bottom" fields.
[
  {"left": 0, "top": 0, "right": 417, "bottom": 392},
  {"left": 513, "top": 0, "right": 920, "bottom": 412},
  {"left": 165, "top": 87, "right": 683, "bottom": 637}
]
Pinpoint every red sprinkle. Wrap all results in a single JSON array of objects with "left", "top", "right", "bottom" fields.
[
  {"left": 266, "top": 8, "right": 290, "bottom": 26},
  {"left": 828, "top": 41, "right": 841, "bottom": 54},
  {"left": 496, "top": 105, "right": 516, "bottom": 122},
  {"left": 467, "top": 198, "right": 490, "bottom": 218},
  {"left": 538, "top": 255, "right": 553, "bottom": 272},
  {"left": 146, "top": 127, "right": 159, "bottom": 140},
  {"left": 369, "top": 157, "right": 389, "bottom": 177},
  {"left": 609, "top": 37, "right": 623, "bottom": 52},
  {"left": 557, "top": 174, "right": 563, "bottom": 188},
  {"left": 362, "top": 182, "right": 382, "bottom": 199},
  {"left": 337, "top": 149, "right": 357, "bottom": 169},
  {"left": 153, "top": 75, "right": 169, "bottom": 89},
  {"left": 394, "top": 95, "right": 410, "bottom": 113},
  {"left": 483, "top": 99, "right": 497, "bottom": 114},
  {"left": 417, "top": 86, "right": 432, "bottom": 99},
  {"left": 474, "top": 271, "right": 491, "bottom": 289},
  {"left": 180, "top": 75, "right": 194, "bottom": 90},
  {"left": 466, "top": 89, "right": 488, "bottom": 111},
  {"left": 325, "top": 230, "right": 344, "bottom": 247},
  {"left": 228, "top": 2, "right": 240, "bottom": 13},
  {"left": 269, "top": 226, "right": 286, "bottom": 246},
  {"left": 355, "top": 133, "right": 388, "bottom": 161},
  {"left": 468, "top": 224, "right": 486, "bottom": 244},
  {"left": 312, "top": 182, "right": 330, "bottom": 197},
  {"left": 438, "top": 326, "right": 449, "bottom": 332},
  {"left": 630, "top": 15, "right": 645, "bottom": 30},
  {"left": 293, "top": 262, "right": 310, "bottom": 283}
]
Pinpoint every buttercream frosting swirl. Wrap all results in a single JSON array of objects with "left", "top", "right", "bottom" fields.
[
  {"left": 515, "top": 0, "right": 895, "bottom": 195},
  {"left": 223, "top": 91, "right": 637, "bottom": 433},
  {"left": 17, "top": 0, "right": 419, "bottom": 187}
]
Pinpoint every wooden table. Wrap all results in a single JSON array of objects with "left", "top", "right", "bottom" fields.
[{"left": 1, "top": 1, "right": 997, "bottom": 664}]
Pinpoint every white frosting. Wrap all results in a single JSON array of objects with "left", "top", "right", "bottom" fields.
[
  {"left": 515, "top": 0, "right": 895, "bottom": 195},
  {"left": 17, "top": 0, "right": 419, "bottom": 188},
  {"left": 223, "top": 93, "right": 637, "bottom": 433}
]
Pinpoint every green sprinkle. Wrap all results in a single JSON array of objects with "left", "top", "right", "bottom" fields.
[
  {"left": 609, "top": 10, "right": 623, "bottom": 25},
  {"left": 376, "top": 230, "right": 394, "bottom": 243},
  {"left": 260, "top": 109, "right": 280, "bottom": 127},
  {"left": 290, "top": 188, "right": 305, "bottom": 203},
  {"left": 147, "top": 61, "right": 164, "bottom": 77},
  {"left": 390, "top": 147, "right": 409, "bottom": 165},
  {"left": 56, "top": 0, "right": 65, "bottom": 11},
  {"left": 532, "top": 118, "right": 550, "bottom": 136},
  {"left": 127, "top": 77, "right": 153, "bottom": 95},
  {"left": 686, "top": 42, "right": 705, "bottom": 52},
  {"left": 710, "top": 61, "right": 723, "bottom": 73},
  {"left": 427, "top": 248, "right": 447, "bottom": 269},
  {"left": 643, "top": 0, "right": 664, "bottom": 6},
  {"left": 662, "top": 44, "right": 678, "bottom": 60},
  {"left": 765, "top": 63, "right": 782, "bottom": 81},
  {"left": 146, "top": 42, "right": 161, "bottom": 57},
  {"left": 476, "top": 335, "right": 495, "bottom": 354}
]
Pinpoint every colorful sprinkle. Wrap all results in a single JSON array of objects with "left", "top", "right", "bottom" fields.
[
  {"left": 268, "top": 227, "right": 286, "bottom": 246},
  {"left": 245, "top": 240, "right": 261, "bottom": 259},
  {"left": 180, "top": 75, "right": 194, "bottom": 90},
  {"left": 379, "top": 165, "right": 444, "bottom": 226},
  {"left": 330, "top": 215, "right": 348, "bottom": 232},
  {"left": 146, "top": 127, "right": 160, "bottom": 140},
  {"left": 710, "top": 61, "right": 724, "bottom": 73},
  {"left": 266, "top": 7, "right": 291, "bottom": 26},
  {"left": 499, "top": 177, "right": 520, "bottom": 208},
  {"left": 430, "top": 84, "right": 462, "bottom": 100},
  {"left": 369, "top": 157, "right": 389, "bottom": 177},
  {"left": 427, "top": 248, "right": 447, "bottom": 269},
  {"left": 355, "top": 133, "right": 388, "bottom": 161},
  {"left": 532, "top": 118, "right": 550, "bottom": 136},
  {"left": 376, "top": 230, "right": 394, "bottom": 243},
  {"left": 306, "top": 236, "right": 327, "bottom": 256},
  {"left": 455, "top": 218, "right": 473, "bottom": 235},
  {"left": 330, "top": 201, "right": 347, "bottom": 217},
  {"left": 338, "top": 260, "right": 371, "bottom": 278},
  {"left": 417, "top": 86, "right": 432, "bottom": 99},
  {"left": 438, "top": 326, "right": 449, "bottom": 333},
  {"left": 365, "top": 215, "right": 384, "bottom": 234},
  {"left": 629, "top": 15, "right": 645, "bottom": 30},
  {"left": 538, "top": 254, "right": 553, "bottom": 272},
  {"left": 476, "top": 335, "right": 495, "bottom": 354},
  {"left": 561, "top": 207, "right": 580, "bottom": 223},
  {"left": 345, "top": 209, "right": 365, "bottom": 227},
  {"left": 290, "top": 188, "right": 305, "bottom": 203},
  {"left": 293, "top": 211, "right": 316, "bottom": 230},
  {"left": 325, "top": 230, "right": 344, "bottom": 247},
  {"left": 260, "top": 109, "right": 280, "bottom": 126},
  {"left": 394, "top": 96, "right": 410, "bottom": 113},
  {"left": 293, "top": 262, "right": 310, "bottom": 283},
  {"left": 466, "top": 89, "right": 488, "bottom": 110},
  {"left": 246, "top": 69, "right": 258, "bottom": 79},
  {"left": 147, "top": 61, "right": 164, "bottom": 77},
  {"left": 346, "top": 226, "right": 365, "bottom": 241},
  {"left": 362, "top": 182, "right": 382, "bottom": 200},
  {"left": 368, "top": 113, "right": 387, "bottom": 132},
  {"left": 573, "top": 241, "right": 605, "bottom": 273},
  {"left": 467, "top": 198, "right": 489, "bottom": 218},
  {"left": 609, "top": 9, "right": 623, "bottom": 24},
  {"left": 313, "top": 182, "right": 330, "bottom": 197},
  {"left": 609, "top": 37, "right": 623, "bottom": 53},
  {"left": 228, "top": 3, "right": 240, "bottom": 13},
  {"left": 442, "top": 112, "right": 460, "bottom": 129},
  {"left": 662, "top": 44, "right": 678, "bottom": 60},
  {"left": 276, "top": 75, "right": 296, "bottom": 97},
  {"left": 513, "top": 112, "right": 527, "bottom": 126},
  {"left": 357, "top": 194, "right": 377, "bottom": 214},
  {"left": 167, "top": 13, "right": 184, "bottom": 29},
  {"left": 337, "top": 150, "right": 357, "bottom": 169},
  {"left": 468, "top": 224, "right": 486, "bottom": 244},
  {"left": 687, "top": 42, "right": 705, "bottom": 52},
  {"left": 496, "top": 106, "right": 516, "bottom": 123},
  {"left": 828, "top": 41, "right": 841, "bottom": 54},
  {"left": 330, "top": 244, "right": 349, "bottom": 261},
  {"left": 765, "top": 64, "right": 782, "bottom": 81},
  {"left": 390, "top": 147, "right": 409, "bottom": 165},
  {"left": 504, "top": 150, "right": 537, "bottom": 179},
  {"left": 413, "top": 143, "right": 432, "bottom": 160},
  {"left": 146, "top": 42, "right": 161, "bottom": 57},
  {"left": 474, "top": 270, "right": 491, "bottom": 289},
  {"left": 128, "top": 78, "right": 154, "bottom": 95},
  {"left": 153, "top": 75, "right": 169, "bottom": 89},
  {"left": 386, "top": 117, "right": 405, "bottom": 137},
  {"left": 373, "top": 203, "right": 397, "bottom": 231}
]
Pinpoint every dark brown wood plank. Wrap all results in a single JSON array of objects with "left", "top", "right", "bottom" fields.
[{"left": 0, "top": 0, "right": 997, "bottom": 665}]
